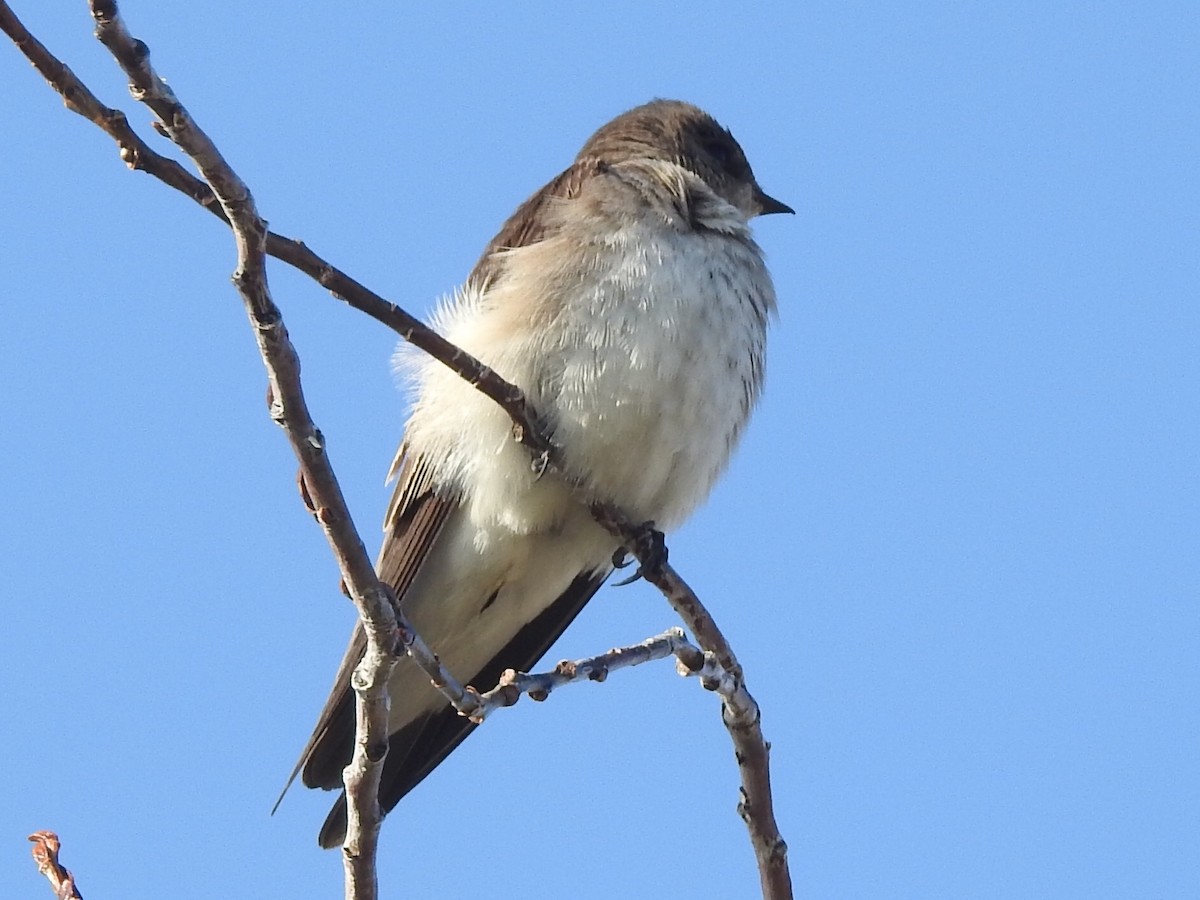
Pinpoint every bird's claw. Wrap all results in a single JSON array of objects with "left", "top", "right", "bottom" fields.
[
  {"left": 611, "top": 521, "right": 667, "bottom": 586},
  {"left": 612, "top": 568, "right": 643, "bottom": 587},
  {"left": 529, "top": 449, "right": 551, "bottom": 481}
]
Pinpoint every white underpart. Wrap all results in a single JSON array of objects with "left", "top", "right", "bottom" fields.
[{"left": 385, "top": 162, "right": 776, "bottom": 725}]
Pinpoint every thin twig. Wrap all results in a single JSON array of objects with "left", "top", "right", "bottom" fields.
[
  {"left": 28, "top": 832, "right": 83, "bottom": 900},
  {"left": 82, "top": 2, "right": 393, "bottom": 896},
  {"left": 590, "top": 504, "right": 790, "bottom": 898},
  {"left": 472, "top": 628, "right": 692, "bottom": 721}
]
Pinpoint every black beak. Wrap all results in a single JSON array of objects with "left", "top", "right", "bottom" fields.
[{"left": 754, "top": 186, "right": 795, "bottom": 216}]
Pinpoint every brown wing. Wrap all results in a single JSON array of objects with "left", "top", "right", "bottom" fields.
[
  {"left": 273, "top": 451, "right": 455, "bottom": 806},
  {"left": 466, "top": 156, "right": 606, "bottom": 292}
]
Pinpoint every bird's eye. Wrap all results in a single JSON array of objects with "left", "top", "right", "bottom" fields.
[
  {"left": 704, "top": 137, "right": 733, "bottom": 167},
  {"left": 701, "top": 132, "right": 750, "bottom": 181}
]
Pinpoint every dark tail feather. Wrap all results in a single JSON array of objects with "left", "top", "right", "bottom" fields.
[
  {"left": 313, "top": 569, "right": 610, "bottom": 847},
  {"left": 319, "top": 796, "right": 349, "bottom": 850}
]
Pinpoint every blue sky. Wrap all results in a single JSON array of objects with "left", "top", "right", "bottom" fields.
[{"left": 3, "top": 2, "right": 1197, "bottom": 898}]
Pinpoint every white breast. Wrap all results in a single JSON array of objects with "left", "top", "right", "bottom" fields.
[
  {"left": 538, "top": 216, "right": 771, "bottom": 529},
  {"left": 397, "top": 171, "right": 774, "bottom": 544}
]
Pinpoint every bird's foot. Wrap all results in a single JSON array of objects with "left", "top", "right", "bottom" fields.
[{"left": 611, "top": 521, "right": 667, "bottom": 586}]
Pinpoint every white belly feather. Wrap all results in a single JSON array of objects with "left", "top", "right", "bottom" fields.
[
  {"left": 398, "top": 202, "right": 772, "bottom": 541},
  {"left": 385, "top": 179, "right": 775, "bottom": 721}
]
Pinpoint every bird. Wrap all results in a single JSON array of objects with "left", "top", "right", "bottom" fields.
[{"left": 285, "top": 99, "right": 792, "bottom": 848}]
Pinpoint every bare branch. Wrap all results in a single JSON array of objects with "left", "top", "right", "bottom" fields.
[
  {"left": 3, "top": 4, "right": 791, "bottom": 897},
  {"left": 28, "top": 832, "right": 83, "bottom": 900},
  {"left": 0, "top": 2, "right": 218, "bottom": 211},
  {"left": 80, "top": 2, "right": 393, "bottom": 895},
  {"left": 588, "top": 507, "right": 791, "bottom": 898},
  {"left": 471, "top": 628, "right": 690, "bottom": 720}
]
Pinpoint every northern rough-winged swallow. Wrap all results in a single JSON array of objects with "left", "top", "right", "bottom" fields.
[{"left": 288, "top": 99, "right": 791, "bottom": 848}]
